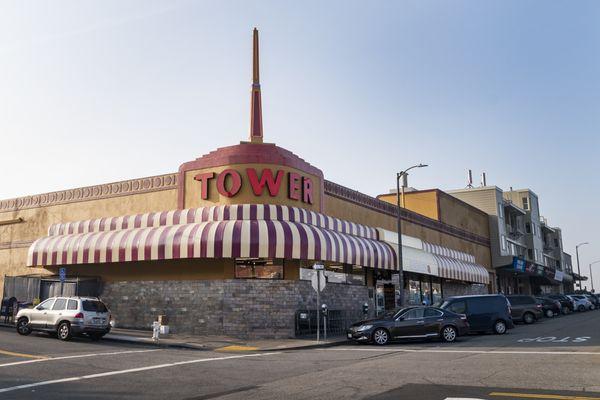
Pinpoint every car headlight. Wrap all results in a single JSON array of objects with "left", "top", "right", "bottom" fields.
[{"left": 357, "top": 324, "right": 373, "bottom": 331}]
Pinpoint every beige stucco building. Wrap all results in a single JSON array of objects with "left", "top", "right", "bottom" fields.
[{"left": 0, "top": 31, "right": 494, "bottom": 338}]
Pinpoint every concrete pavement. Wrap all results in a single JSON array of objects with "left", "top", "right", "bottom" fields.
[{"left": 0, "top": 308, "right": 598, "bottom": 399}]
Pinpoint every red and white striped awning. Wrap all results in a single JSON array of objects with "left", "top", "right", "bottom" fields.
[
  {"left": 27, "top": 204, "right": 395, "bottom": 270},
  {"left": 432, "top": 254, "right": 489, "bottom": 284}
]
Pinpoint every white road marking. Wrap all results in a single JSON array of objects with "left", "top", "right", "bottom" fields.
[
  {"left": 327, "top": 348, "right": 600, "bottom": 356},
  {"left": 0, "top": 349, "right": 160, "bottom": 368},
  {"left": 0, "top": 352, "right": 280, "bottom": 394}
]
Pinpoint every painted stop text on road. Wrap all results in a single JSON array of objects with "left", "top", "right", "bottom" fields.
[{"left": 517, "top": 336, "right": 591, "bottom": 343}]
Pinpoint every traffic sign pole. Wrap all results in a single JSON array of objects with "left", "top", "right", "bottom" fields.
[
  {"left": 316, "top": 271, "right": 320, "bottom": 342},
  {"left": 312, "top": 263, "right": 325, "bottom": 342}
]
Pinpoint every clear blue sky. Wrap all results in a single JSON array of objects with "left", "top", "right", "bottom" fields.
[{"left": 1, "top": 1, "right": 599, "bottom": 289}]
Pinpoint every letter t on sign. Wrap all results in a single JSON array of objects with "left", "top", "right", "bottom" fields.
[{"left": 194, "top": 172, "right": 215, "bottom": 200}]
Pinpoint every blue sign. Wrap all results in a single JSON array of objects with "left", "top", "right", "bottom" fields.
[
  {"left": 512, "top": 257, "right": 526, "bottom": 273},
  {"left": 59, "top": 267, "right": 66, "bottom": 283}
]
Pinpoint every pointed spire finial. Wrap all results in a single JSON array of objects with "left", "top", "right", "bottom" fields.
[{"left": 250, "top": 27, "right": 263, "bottom": 143}]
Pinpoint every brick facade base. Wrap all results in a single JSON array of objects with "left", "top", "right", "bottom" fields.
[{"left": 100, "top": 280, "right": 370, "bottom": 339}]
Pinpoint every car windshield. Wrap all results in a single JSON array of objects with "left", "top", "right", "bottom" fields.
[{"left": 82, "top": 300, "right": 108, "bottom": 312}]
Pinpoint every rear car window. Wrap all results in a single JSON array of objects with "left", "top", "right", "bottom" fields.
[
  {"left": 67, "top": 299, "right": 78, "bottom": 310},
  {"left": 82, "top": 300, "right": 108, "bottom": 312},
  {"left": 425, "top": 308, "right": 443, "bottom": 318},
  {"left": 52, "top": 299, "right": 67, "bottom": 311},
  {"left": 508, "top": 296, "right": 534, "bottom": 305},
  {"left": 446, "top": 300, "right": 466, "bottom": 314}
]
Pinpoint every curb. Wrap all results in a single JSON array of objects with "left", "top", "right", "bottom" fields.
[
  {"left": 2, "top": 322, "right": 349, "bottom": 352},
  {"left": 102, "top": 333, "right": 349, "bottom": 352}
]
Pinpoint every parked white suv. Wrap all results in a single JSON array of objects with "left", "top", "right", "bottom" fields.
[{"left": 16, "top": 296, "right": 111, "bottom": 341}]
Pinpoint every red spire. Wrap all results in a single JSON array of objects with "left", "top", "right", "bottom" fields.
[{"left": 250, "top": 28, "right": 263, "bottom": 143}]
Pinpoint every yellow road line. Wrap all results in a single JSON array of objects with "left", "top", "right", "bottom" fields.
[
  {"left": 216, "top": 345, "right": 259, "bottom": 352},
  {"left": 0, "top": 349, "right": 47, "bottom": 360},
  {"left": 489, "top": 392, "right": 600, "bottom": 400}
]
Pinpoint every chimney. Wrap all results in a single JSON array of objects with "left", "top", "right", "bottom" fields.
[
  {"left": 467, "top": 169, "right": 474, "bottom": 188},
  {"left": 481, "top": 172, "right": 487, "bottom": 187}
]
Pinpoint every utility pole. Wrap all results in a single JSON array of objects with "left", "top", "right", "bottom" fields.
[{"left": 395, "top": 164, "right": 428, "bottom": 307}]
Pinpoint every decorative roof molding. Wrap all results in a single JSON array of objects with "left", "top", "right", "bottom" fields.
[
  {"left": 0, "top": 173, "right": 178, "bottom": 213},
  {"left": 324, "top": 180, "right": 491, "bottom": 247},
  {"left": 0, "top": 239, "right": 33, "bottom": 250}
]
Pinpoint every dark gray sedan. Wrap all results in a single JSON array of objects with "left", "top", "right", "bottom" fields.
[{"left": 347, "top": 306, "right": 469, "bottom": 345}]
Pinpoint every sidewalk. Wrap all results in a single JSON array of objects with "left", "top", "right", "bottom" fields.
[
  {"left": 0, "top": 322, "right": 347, "bottom": 352},
  {"left": 104, "top": 327, "right": 347, "bottom": 351}
]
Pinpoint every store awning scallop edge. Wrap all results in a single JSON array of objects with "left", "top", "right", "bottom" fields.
[{"left": 27, "top": 205, "right": 396, "bottom": 270}]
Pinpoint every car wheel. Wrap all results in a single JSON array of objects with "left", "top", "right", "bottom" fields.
[
  {"left": 591, "top": 305, "right": 596, "bottom": 311},
  {"left": 441, "top": 326, "right": 457, "bottom": 343},
  {"left": 372, "top": 328, "right": 389, "bottom": 345},
  {"left": 16, "top": 318, "right": 31, "bottom": 336},
  {"left": 545, "top": 309, "right": 554, "bottom": 318},
  {"left": 493, "top": 320, "right": 507, "bottom": 334},
  {"left": 578, "top": 305, "right": 585, "bottom": 312},
  {"left": 523, "top": 312, "right": 535, "bottom": 324},
  {"left": 57, "top": 322, "right": 72, "bottom": 341}
]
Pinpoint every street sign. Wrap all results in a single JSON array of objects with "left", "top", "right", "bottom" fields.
[
  {"left": 311, "top": 271, "right": 326, "bottom": 292},
  {"left": 59, "top": 267, "right": 66, "bottom": 283},
  {"left": 313, "top": 263, "right": 325, "bottom": 270}
]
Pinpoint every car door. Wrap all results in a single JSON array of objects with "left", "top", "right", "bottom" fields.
[
  {"left": 465, "top": 298, "right": 493, "bottom": 331},
  {"left": 392, "top": 308, "right": 426, "bottom": 338},
  {"left": 508, "top": 296, "right": 524, "bottom": 319},
  {"left": 30, "top": 298, "right": 55, "bottom": 328},
  {"left": 423, "top": 308, "right": 445, "bottom": 336},
  {"left": 445, "top": 300, "right": 469, "bottom": 327},
  {"left": 48, "top": 298, "right": 67, "bottom": 328}
]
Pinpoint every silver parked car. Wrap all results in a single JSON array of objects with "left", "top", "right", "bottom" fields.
[
  {"left": 16, "top": 296, "right": 111, "bottom": 341},
  {"left": 566, "top": 295, "right": 593, "bottom": 312}
]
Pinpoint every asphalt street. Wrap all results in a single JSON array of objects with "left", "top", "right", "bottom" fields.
[{"left": 0, "top": 309, "right": 598, "bottom": 400}]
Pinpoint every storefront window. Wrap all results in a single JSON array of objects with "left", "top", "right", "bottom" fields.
[
  {"left": 347, "top": 265, "right": 366, "bottom": 285},
  {"left": 407, "top": 278, "right": 421, "bottom": 305},
  {"left": 235, "top": 259, "right": 283, "bottom": 279},
  {"left": 431, "top": 279, "right": 442, "bottom": 305},
  {"left": 421, "top": 279, "right": 432, "bottom": 305}
]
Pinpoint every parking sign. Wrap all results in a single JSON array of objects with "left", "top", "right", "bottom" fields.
[{"left": 59, "top": 267, "right": 66, "bottom": 282}]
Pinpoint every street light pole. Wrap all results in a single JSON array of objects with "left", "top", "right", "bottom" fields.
[
  {"left": 589, "top": 260, "right": 600, "bottom": 293},
  {"left": 396, "top": 164, "right": 428, "bottom": 308},
  {"left": 575, "top": 242, "right": 589, "bottom": 291}
]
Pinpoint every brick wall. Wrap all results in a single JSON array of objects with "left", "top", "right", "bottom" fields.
[{"left": 100, "top": 280, "right": 370, "bottom": 339}]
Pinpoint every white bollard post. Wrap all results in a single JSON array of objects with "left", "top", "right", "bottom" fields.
[{"left": 152, "top": 321, "right": 160, "bottom": 342}]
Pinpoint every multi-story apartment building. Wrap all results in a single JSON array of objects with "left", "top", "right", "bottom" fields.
[
  {"left": 448, "top": 186, "right": 572, "bottom": 295},
  {"left": 562, "top": 252, "right": 575, "bottom": 293}
]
